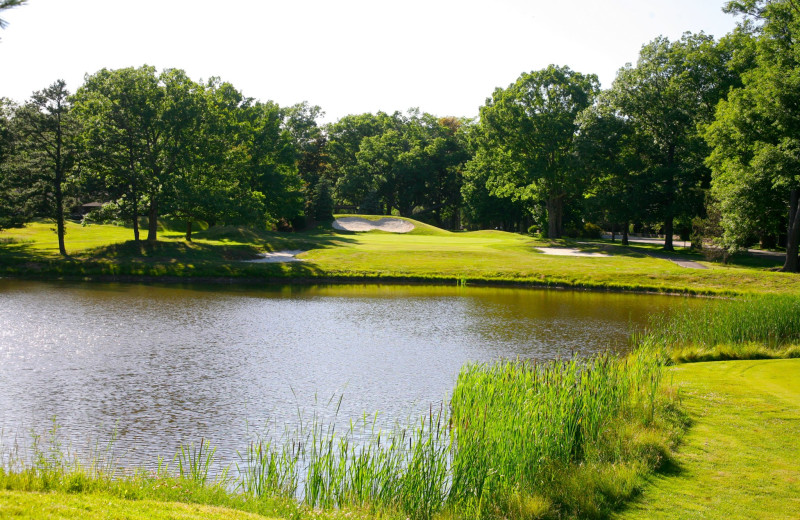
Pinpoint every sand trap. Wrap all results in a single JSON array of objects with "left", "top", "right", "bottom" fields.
[
  {"left": 537, "top": 247, "right": 609, "bottom": 257},
  {"left": 333, "top": 217, "right": 415, "bottom": 233},
  {"left": 242, "top": 250, "right": 305, "bottom": 263}
]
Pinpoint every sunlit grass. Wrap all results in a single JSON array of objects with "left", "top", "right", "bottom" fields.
[{"left": 0, "top": 216, "right": 798, "bottom": 294}]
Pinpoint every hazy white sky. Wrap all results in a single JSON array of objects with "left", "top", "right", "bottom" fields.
[{"left": 0, "top": 0, "right": 741, "bottom": 122}]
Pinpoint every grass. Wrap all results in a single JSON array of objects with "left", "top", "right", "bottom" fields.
[
  {"left": 0, "top": 490, "right": 277, "bottom": 520},
  {"left": 445, "top": 350, "right": 681, "bottom": 518},
  {"left": 0, "top": 347, "right": 681, "bottom": 520},
  {"left": 636, "top": 294, "right": 800, "bottom": 362},
  {"left": 5, "top": 358, "right": 797, "bottom": 519},
  {"left": 617, "top": 359, "right": 800, "bottom": 520},
  {"left": 0, "top": 216, "right": 798, "bottom": 295}
]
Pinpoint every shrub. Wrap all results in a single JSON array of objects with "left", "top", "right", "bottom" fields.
[{"left": 582, "top": 222, "right": 603, "bottom": 239}]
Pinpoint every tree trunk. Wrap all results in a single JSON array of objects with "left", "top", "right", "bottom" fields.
[
  {"left": 781, "top": 188, "right": 800, "bottom": 272},
  {"left": 546, "top": 196, "right": 563, "bottom": 238},
  {"left": 132, "top": 204, "right": 140, "bottom": 242},
  {"left": 147, "top": 197, "right": 158, "bottom": 243},
  {"left": 54, "top": 132, "right": 67, "bottom": 257},
  {"left": 622, "top": 221, "right": 629, "bottom": 246},
  {"left": 186, "top": 220, "right": 193, "bottom": 242},
  {"left": 663, "top": 215, "right": 674, "bottom": 252},
  {"left": 55, "top": 181, "right": 66, "bottom": 256},
  {"left": 611, "top": 223, "right": 616, "bottom": 242},
  {"left": 663, "top": 143, "right": 676, "bottom": 252}
]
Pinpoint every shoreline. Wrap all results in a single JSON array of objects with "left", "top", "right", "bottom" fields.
[{"left": 0, "top": 271, "right": 730, "bottom": 298}]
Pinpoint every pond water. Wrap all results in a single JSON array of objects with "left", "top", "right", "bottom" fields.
[{"left": 0, "top": 279, "right": 698, "bottom": 469}]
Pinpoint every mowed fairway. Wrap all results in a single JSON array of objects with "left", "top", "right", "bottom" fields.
[
  {"left": 0, "top": 216, "right": 798, "bottom": 294},
  {"left": 617, "top": 359, "right": 800, "bottom": 520},
  {"left": 0, "top": 491, "right": 279, "bottom": 520}
]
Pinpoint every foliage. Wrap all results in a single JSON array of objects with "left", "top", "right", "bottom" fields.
[
  {"left": 706, "top": 0, "right": 800, "bottom": 271},
  {"left": 309, "top": 177, "right": 334, "bottom": 221},
  {"left": 10, "top": 80, "right": 80, "bottom": 255},
  {"left": 474, "top": 65, "right": 599, "bottom": 238},
  {"left": 0, "top": 97, "right": 27, "bottom": 230},
  {"left": 608, "top": 33, "right": 739, "bottom": 250},
  {"left": 327, "top": 111, "right": 468, "bottom": 226},
  {"left": 72, "top": 67, "right": 304, "bottom": 241}
]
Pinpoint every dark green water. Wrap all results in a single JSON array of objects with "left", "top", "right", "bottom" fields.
[{"left": 0, "top": 280, "right": 699, "bottom": 468}]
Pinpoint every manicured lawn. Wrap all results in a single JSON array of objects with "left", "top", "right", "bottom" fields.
[
  {"left": 0, "top": 490, "right": 277, "bottom": 520},
  {"left": 0, "top": 217, "right": 796, "bottom": 295},
  {"left": 617, "top": 359, "right": 800, "bottom": 520}
]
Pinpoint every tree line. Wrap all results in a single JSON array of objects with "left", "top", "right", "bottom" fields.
[{"left": 1, "top": 0, "right": 799, "bottom": 270}]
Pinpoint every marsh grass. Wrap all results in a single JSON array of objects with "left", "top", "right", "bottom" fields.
[
  {"left": 637, "top": 294, "right": 800, "bottom": 362},
  {"left": 0, "top": 347, "right": 682, "bottom": 520}
]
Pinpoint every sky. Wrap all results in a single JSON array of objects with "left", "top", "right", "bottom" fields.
[{"left": 0, "top": 0, "right": 742, "bottom": 122}]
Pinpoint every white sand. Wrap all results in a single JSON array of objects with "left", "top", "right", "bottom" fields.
[
  {"left": 242, "top": 250, "right": 305, "bottom": 263},
  {"left": 536, "top": 247, "right": 609, "bottom": 257},
  {"left": 332, "top": 217, "right": 415, "bottom": 233}
]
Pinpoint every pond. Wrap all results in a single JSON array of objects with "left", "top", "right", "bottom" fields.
[{"left": 0, "top": 279, "right": 698, "bottom": 469}]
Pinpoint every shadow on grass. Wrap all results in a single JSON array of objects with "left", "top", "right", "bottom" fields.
[
  {"left": 192, "top": 224, "right": 358, "bottom": 253},
  {"left": 561, "top": 239, "right": 652, "bottom": 258},
  {"left": 84, "top": 240, "right": 262, "bottom": 262}
]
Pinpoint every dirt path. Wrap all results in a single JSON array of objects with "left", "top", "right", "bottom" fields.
[{"left": 645, "top": 250, "right": 708, "bottom": 269}]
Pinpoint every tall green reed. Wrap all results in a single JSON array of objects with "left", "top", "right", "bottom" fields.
[
  {"left": 641, "top": 294, "right": 800, "bottom": 350},
  {"left": 448, "top": 350, "right": 664, "bottom": 510},
  {"left": 2, "top": 348, "right": 671, "bottom": 520}
]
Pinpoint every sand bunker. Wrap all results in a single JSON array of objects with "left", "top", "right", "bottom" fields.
[
  {"left": 536, "top": 247, "right": 609, "bottom": 257},
  {"left": 242, "top": 250, "right": 305, "bottom": 263},
  {"left": 332, "top": 217, "right": 415, "bottom": 233}
]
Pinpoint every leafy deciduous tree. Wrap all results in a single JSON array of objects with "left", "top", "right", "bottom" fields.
[{"left": 475, "top": 65, "right": 599, "bottom": 238}]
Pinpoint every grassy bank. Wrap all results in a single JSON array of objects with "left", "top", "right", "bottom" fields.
[{"left": 0, "top": 217, "right": 798, "bottom": 295}]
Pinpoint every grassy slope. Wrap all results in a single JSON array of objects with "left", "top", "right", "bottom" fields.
[
  {"left": 617, "top": 359, "right": 800, "bottom": 520},
  {"left": 0, "top": 490, "right": 276, "bottom": 520},
  {"left": 1, "top": 217, "right": 797, "bottom": 294}
]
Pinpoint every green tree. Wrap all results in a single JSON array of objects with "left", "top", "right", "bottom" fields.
[
  {"left": 576, "top": 95, "right": 648, "bottom": 245},
  {"left": 0, "top": 98, "right": 25, "bottom": 230},
  {"left": 461, "top": 130, "right": 532, "bottom": 232},
  {"left": 73, "top": 66, "right": 162, "bottom": 243},
  {"left": 241, "top": 100, "right": 304, "bottom": 228},
  {"left": 309, "top": 177, "right": 334, "bottom": 221},
  {"left": 706, "top": 0, "right": 800, "bottom": 271},
  {"left": 326, "top": 112, "right": 393, "bottom": 210},
  {"left": 475, "top": 65, "right": 599, "bottom": 238},
  {"left": 12, "top": 80, "right": 80, "bottom": 255},
  {"left": 608, "top": 33, "right": 738, "bottom": 250}
]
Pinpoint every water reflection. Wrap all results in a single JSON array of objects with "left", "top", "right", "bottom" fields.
[{"left": 0, "top": 280, "right": 697, "bottom": 468}]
